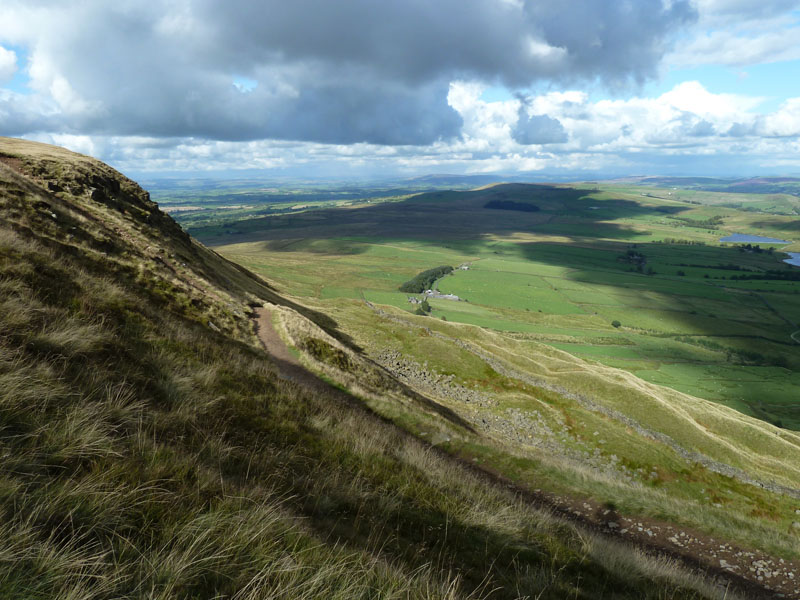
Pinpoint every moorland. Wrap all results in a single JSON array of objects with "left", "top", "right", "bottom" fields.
[{"left": 4, "top": 136, "right": 800, "bottom": 599}]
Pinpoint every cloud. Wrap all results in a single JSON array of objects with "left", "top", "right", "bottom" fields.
[
  {"left": 668, "top": 0, "right": 800, "bottom": 67},
  {"left": 669, "top": 26, "right": 800, "bottom": 67},
  {"left": 0, "top": 89, "right": 62, "bottom": 135},
  {"left": 694, "top": 0, "right": 800, "bottom": 23},
  {"left": 456, "top": 81, "right": 795, "bottom": 161},
  {"left": 15, "top": 78, "right": 800, "bottom": 179},
  {"left": 512, "top": 108, "right": 568, "bottom": 145},
  {"left": 0, "top": 0, "right": 694, "bottom": 145},
  {"left": 67, "top": 80, "right": 794, "bottom": 178},
  {"left": 0, "top": 46, "right": 15, "bottom": 83},
  {"left": 758, "top": 97, "right": 800, "bottom": 136},
  {"left": 688, "top": 119, "right": 716, "bottom": 136},
  {"left": 5, "top": 0, "right": 799, "bottom": 177},
  {"left": 726, "top": 122, "right": 755, "bottom": 136}
]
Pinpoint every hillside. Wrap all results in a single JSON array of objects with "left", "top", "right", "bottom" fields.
[
  {"left": 0, "top": 137, "right": 794, "bottom": 599},
  {"left": 208, "top": 181, "right": 800, "bottom": 594}
]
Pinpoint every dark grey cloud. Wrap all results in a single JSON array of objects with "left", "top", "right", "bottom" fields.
[
  {"left": 519, "top": 1, "right": 696, "bottom": 87},
  {"left": 197, "top": 0, "right": 695, "bottom": 87},
  {"left": 0, "top": 91, "right": 60, "bottom": 135},
  {"left": 0, "top": 0, "right": 695, "bottom": 145}
]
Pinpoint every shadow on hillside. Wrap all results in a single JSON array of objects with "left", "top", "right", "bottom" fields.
[
  {"left": 198, "top": 183, "right": 695, "bottom": 253},
  {"left": 747, "top": 219, "right": 800, "bottom": 233},
  {"left": 263, "top": 345, "right": 782, "bottom": 600}
]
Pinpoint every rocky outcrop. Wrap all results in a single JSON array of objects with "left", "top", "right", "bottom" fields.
[{"left": 375, "top": 350, "right": 494, "bottom": 407}]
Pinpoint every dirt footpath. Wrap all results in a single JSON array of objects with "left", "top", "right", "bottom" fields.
[{"left": 254, "top": 307, "right": 355, "bottom": 400}]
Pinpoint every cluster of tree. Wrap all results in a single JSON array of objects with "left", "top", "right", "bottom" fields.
[
  {"left": 655, "top": 238, "right": 706, "bottom": 245},
  {"left": 727, "top": 269, "right": 800, "bottom": 281},
  {"left": 737, "top": 243, "right": 774, "bottom": 254},
  {"left": 484, "top": 199, "right": 540, "bottom": 212},
  {"left": 414, "top": 299, "right": 432, "bottom": 316},
  {"left": 399, "top": 265, "right": 453, "bottom": 293},
  {"left": 619, "top": 248, "right": 656, "bottom": 274},
  {"left": 671, "top": 215, "right": 724, "bottom": 229},
  {"left": 619, "top": 248, "right": 646, "bottom": 263}
]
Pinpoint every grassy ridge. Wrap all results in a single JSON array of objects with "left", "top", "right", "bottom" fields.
[
  {"left": 286, "top": 295, "right": 800, "bottom": 557},
  {"left": 1, "top": 138, "right": 739, "bottom": 598}
]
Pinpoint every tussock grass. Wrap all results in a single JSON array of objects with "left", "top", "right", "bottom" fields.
[{"left": 0, "top": 138, "right": 738, "bottom": 598}]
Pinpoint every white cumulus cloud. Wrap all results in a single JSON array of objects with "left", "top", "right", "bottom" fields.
[
  {"left": 759, "top": 97, "right": 800, "bottom": 136},
  {"left": 0, "top": 46, "right": 16, "bottom": 83}
]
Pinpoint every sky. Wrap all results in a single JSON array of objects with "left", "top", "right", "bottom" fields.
[{"left": 1, "top": 0, "right": 800, "bottom": 180}]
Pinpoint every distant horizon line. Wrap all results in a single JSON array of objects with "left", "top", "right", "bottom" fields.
[{"left": 134, "top": 171, "right": 800, "bottom": 184}]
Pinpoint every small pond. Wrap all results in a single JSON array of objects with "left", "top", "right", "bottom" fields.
[
  {"left": 719, "top": 233, "right": 790, "bottom": 244},
  {"left": 784, "top": 252, "right": 800, "bottom": 267}
]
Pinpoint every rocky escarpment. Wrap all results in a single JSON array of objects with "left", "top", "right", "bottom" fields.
[{"left": 1, "top": 139, "right": 188, "bottom": 246}]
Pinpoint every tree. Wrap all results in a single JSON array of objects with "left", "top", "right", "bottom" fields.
[{"left": 611, "top": 320, "right": 621, "bottom": 328}]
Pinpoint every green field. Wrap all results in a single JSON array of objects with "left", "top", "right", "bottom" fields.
[{"left": 197, "top": 183, "right": 800, "bottom": 430}]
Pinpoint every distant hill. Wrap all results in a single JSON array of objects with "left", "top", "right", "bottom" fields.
[
  {"left": 623, "top": 175, "right": 800, "bottom": 195},
  {"left": 403, "top": 173, "right": 508, "bottom": 187}
]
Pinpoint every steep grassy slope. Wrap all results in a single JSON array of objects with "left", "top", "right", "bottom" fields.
[{"left": 0, "top": 139, "right": 745, "bottom": 598}]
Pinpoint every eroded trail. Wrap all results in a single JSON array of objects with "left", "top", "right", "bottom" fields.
[
  {"left": 254, "top": 307, "right": 355, "bottom": 400},
  {"left": 253, "top": 306, "right": 795, "bottom": 600}
]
